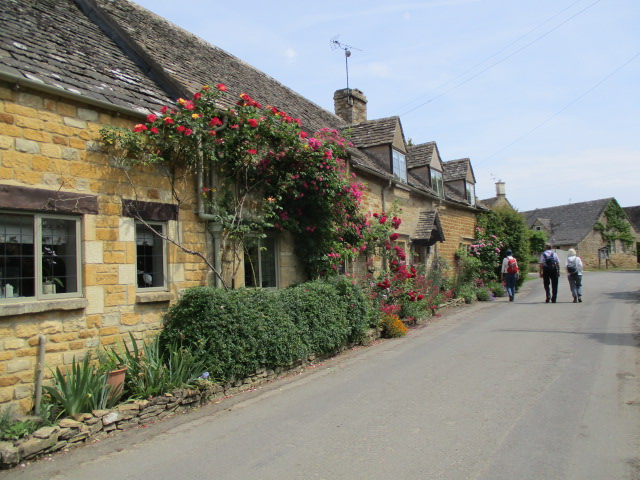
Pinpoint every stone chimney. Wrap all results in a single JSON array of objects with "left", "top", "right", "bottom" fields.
[
  {"left": 496, "top": 181, "right": 506, "bottom": 197},
  {"left": 333, "top": 88, "right": 367, "bottom": 124}
]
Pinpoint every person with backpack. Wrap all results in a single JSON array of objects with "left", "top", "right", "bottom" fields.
[
  {"left": 539, "top": 243, "right": 560, "bottom": 303},
  {"left": 565, "top": 248, "right": 584, "bottom": 303},
  {"left": 501, "top": 249, "right": 519, "bottom": 302}
]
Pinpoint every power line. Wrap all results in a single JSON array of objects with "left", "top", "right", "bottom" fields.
[
  {"left": 395, "top": 0, "right": 587, "bottom": 112},
  {"left": 477, "top": 50, "right": 640, "bottom": 166},
  {"left": 399, "top": 0, "right": 604, "bottom": 117}
]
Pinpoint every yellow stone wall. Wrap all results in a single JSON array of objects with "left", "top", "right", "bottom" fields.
[
  {"left": 0, "top": 81, "right": 212, "bottom": 412},
  {"left": 437, "top": 203, "right": 478, "bottom": 264}
]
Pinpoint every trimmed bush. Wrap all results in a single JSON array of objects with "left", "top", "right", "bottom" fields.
[{"left": 160, "top": 278, "right": 370, "bottom": 383}]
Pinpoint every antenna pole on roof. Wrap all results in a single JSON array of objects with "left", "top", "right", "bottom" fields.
[{"left": 330, "top": 35, "right": 362, "bottom": 96}]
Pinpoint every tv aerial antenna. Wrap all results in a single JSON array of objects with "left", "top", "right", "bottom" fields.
[{"left": 330, "top": 35, "right": 362, "bottom": 92}]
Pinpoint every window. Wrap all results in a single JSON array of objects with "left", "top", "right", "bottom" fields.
[
  {"left": 610, "top": 240, "right": 617, "bottom": 254},
  {"left": 0, "top": 212, "right": 81, "bottom": 300},
  {"left": 244, "top": 235, "right": 277, "bottom": 288},
  {"left": 534, "top": 226, "right": 542, "bottom": 231},
  {"left": 392, "top": 150, "right": 407, "bottom": 182},
  {"left": 136, "top": 222, "right": 166, "bottom": 289},
  {"left": 465, "top": 182, "right": 475, "bottom": 204},
  {"left": 431, "top": 169, "right": 444, "bottom": 197}
]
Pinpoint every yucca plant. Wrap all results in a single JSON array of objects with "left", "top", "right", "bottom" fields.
[
  {"left": 115, "top": 333, "right": 207, "bottom": 398},
  {"left": 42, "top": 355, "right": 120, "bottom": 417}
]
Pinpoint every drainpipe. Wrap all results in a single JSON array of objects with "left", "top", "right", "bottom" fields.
[
  {"left": 381, "top": 179, "right": 394, "bottom": 270},
  {"left": 34, "top": 335, "right": 46, "bottom": 416}
]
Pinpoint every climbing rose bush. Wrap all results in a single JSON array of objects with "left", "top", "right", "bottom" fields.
[{"left": 101, "top": 84, "right": 370, "bottom": 277}]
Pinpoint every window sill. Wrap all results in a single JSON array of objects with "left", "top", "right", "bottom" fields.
[
  {"left": 0, "top": 297, "right": 88, "bottom": 318},
  {"left": 135, "top": 291, "right": 172, "bottom": 304}
]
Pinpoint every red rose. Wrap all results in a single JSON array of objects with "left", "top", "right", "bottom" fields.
[
  {"left": 193, "top": 92, "right": 202, "bottom": 100},
  {"left": 184, "top": 128, "right": 193, "bottom": 136},
  {"left": 133, "top": 124, "right": 147, "bottom": 132},
  {"left": 163, "top": 117, "right": 174, "bottom": 125},
  {"left": 379, "top": 216, "right": 387, "bottom": 224},
  {"left": 150, "top": 127, "right": 159, "bottom": 134},
  {"left": 247, "top": 149, "right": 257, "bottom": 155},
  {"left": 247, "top": 118, "right": 259, "bottom": 128},
  {"left": 390, "top": 233, "right": 399, "bottom": 241},
  {"left": 160, "top": 106, "right": 169, "bottom": 114},
  {"left": 176, "top": 125, "right": 185, "bottom": 132},
  {"left": 216, "top": 83, "right": 227, "bottom": 92},
  {"left": 209, "top": 117, "right": 223, "bottom": 127},
  {"left": 147, "top": 114, "right": 157, "bottom": 123}
]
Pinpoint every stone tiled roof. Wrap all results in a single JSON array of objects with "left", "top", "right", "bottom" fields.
[
  {"left": 345, "top": 117, "right": 401, "bottom": 149},
  {"left": 442, "top": 158, "right": 473, "bottom": 182},
  {"left": 413, "top": 210, "right": 445, "bottom": 244},
  {"left": 0, "top": 0, "right": 172, "bottom": 113},
  {"left": 92, "top": 0, "right": 346, "bottom": 134},
  {"left": 407, "top": 142, "right": 435, "bottom": 168},
  {"left": 522, "top": 198, "right": 613, "bottom": 246},
  {"left": 623, "top": 206, "right": 640, "bottom": 232}
]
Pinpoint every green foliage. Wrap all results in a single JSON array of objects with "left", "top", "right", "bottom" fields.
[
  {"left": 0, "top": 406, "right": 39, "bottom": 441},
  {"left": 485, "top": 280, "right": 506, "bottom": 298},
  {"left": 42, "top": 355, "right": 119, "bottom": 417},
  {"left": 594, "top": 199, "right": 635, "bottom": 249},
  {"left": 474, "top": 286, "right": 492, "bottom": 302},
  {"left": 455, "top": 284, "right": 477, "bottom": 304},
  {"left": 527, "top": 229, "right": 547, "bottom": 257},
  {"left": 454, "top": 248, "right": 483, "bottom": 287},
  {"left": 106, "top": 334, "right": 207, "bottom": 399},
  {"left": 476, "top": 207, "right": 530, "bottom": 287},
  {"left": 160, "top": 278, "right": 370, "bottom": 383}
]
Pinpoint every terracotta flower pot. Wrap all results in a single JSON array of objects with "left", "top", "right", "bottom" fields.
[{"left": 106, "top": 367, "right": 127, "bottom": 400}]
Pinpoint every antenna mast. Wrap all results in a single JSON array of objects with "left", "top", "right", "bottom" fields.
[{"left": 330, "top": 35, "right": 362, "bottom": 93}]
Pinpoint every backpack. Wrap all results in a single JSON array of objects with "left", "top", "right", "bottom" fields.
[
  {"left": 567, "top": 257, "right": 578, "bottom": 274},
  {"left": 506, "top": 257, "right": 519, "bottom": 274},
  {"left": 543, "top": 251, "right": 557, "bottom": 274}
]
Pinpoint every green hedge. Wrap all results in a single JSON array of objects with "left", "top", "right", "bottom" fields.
[{"left": 160, "top": 277, "right": 370, "bottom": 382}]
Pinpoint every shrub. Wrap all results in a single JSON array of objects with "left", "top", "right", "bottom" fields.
[
  {"left": 455, "top": 284, "right": 477, "bottom": 304},
  {"left": 485, "top": 280, "right": 506, "bottom": 298},
  {"left": 0, "top": 406, "right": 39, "bottom": 441},
  {"left": 380, "top": 314, "right": 408, "bottom": 338},
  {"left": 161, "top": 278, "right": 370, "bottom": 383},
  {"left": 475, "top": 286, "right": 492, "bottom": 302}
]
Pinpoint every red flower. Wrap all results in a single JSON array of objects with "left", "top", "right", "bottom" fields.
[
  {"left": 160, "top": 106, "right": 169, "bottom": 114},
  {"left": 184, "top": 101, "right": 195, "bottom": 111},
  {"left": 230, "top": 124, "right": 239, "bottom": 130},
  {"left": 133, "top": 124, "right": 147, "bottom": 132},
  {"left": 163, "top": 117, "right": 174, "bottom": 125},
  {"left": 216, "top": 83, "right": 227, "bottom": 92},
  {"left": 147, "top": 114, "right": 157, "bottom": 123},
  {"left": 247, "top": 118, "right": 259, "bottom": 128},
  {"left": 247, "top": 149, "right": 257, "bottom": 155},
  {"left": 390, "top": 233, "right": 399, "bottom": 241},
  {"left": 379, "top": 215, "right": 387, "bottom": 224},
  {"left": 208, "top": 130, "right": 217, "bottom": 136},
  {"left": 193, "top": 92, "right": 202, "bottom": 100},
  {"left": 176, "top": 125, "right": 186, "bottom": 132},
  {"left": 184, "top": 128, "right": 193, "bottom": 136},
  {"left": 150, "top": 127, "right": 159, "bottom": 134},
  {"left": 299, "top": 131, "right": 308, "bottom": 139},
  {"left": 209, "top": 117, "right": 223, "bottom": 127}
]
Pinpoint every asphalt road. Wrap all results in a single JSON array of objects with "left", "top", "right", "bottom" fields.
[{"left": 3, "top": 271, "right": 639, "bottom": 480}]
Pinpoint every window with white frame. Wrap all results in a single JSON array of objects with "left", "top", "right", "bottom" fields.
[
  {"left": 136, "top": 222, "right": 166, "bottom": 289},
  {"left": 431, "top": 169, "right": 444, "bottom": 197},
  {"left": 392, "top": 150, "right": 407, "bottom": 182},
  {"left": 465, "top": 182, "right": 475, "bottom": 204},
  {"left": 244, "top": 235, "right": 277, "bottom": 288},
  {"left": 0, "top": 212, "right": 81, "bottom": 300}
]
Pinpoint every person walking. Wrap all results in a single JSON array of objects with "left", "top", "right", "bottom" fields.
[
  {"left": 566, "top": 248, "right": 584, "bottom": 303},
  {"left": 539, "top": 243, "right": 560, "bottom": 303},
  {"left": 501, "top": 249, "right": 519, "bottom": 302}
]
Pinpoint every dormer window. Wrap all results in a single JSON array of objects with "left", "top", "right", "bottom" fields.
[
  {"left": 431, "top": 169, "right": 443, "bottom": 197},
  {"left": 392, "top": 150, "right": 407, "bottom": 182},
  {"left": 465, "top": 182, "right": 475, "bottom": 204}
]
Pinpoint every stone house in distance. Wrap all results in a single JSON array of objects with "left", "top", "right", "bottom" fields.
[
  {"left": 0, "top": 0, "right": 484, "bottom": 412},
  {"left": 523, "top": 198, "right": 637, "bottom": 269}
]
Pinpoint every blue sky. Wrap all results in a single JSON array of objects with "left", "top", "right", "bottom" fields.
[{"left": 133, "top": 0, "right": 639, "bottom": 211}]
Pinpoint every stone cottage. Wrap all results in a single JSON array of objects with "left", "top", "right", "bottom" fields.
[
  {"left": 0, "top": 0, "right": 484, "bottom": 412},
  {"left": 523, "top": 198, "right": 637, "bottom": 269}
]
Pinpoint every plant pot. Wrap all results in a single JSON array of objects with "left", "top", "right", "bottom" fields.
[
  {"left": 43, "top": 283, "right": 56, "bottom": 295},
  {"left": 106, "top": 367, "right": 127, "bottom": 400}
]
